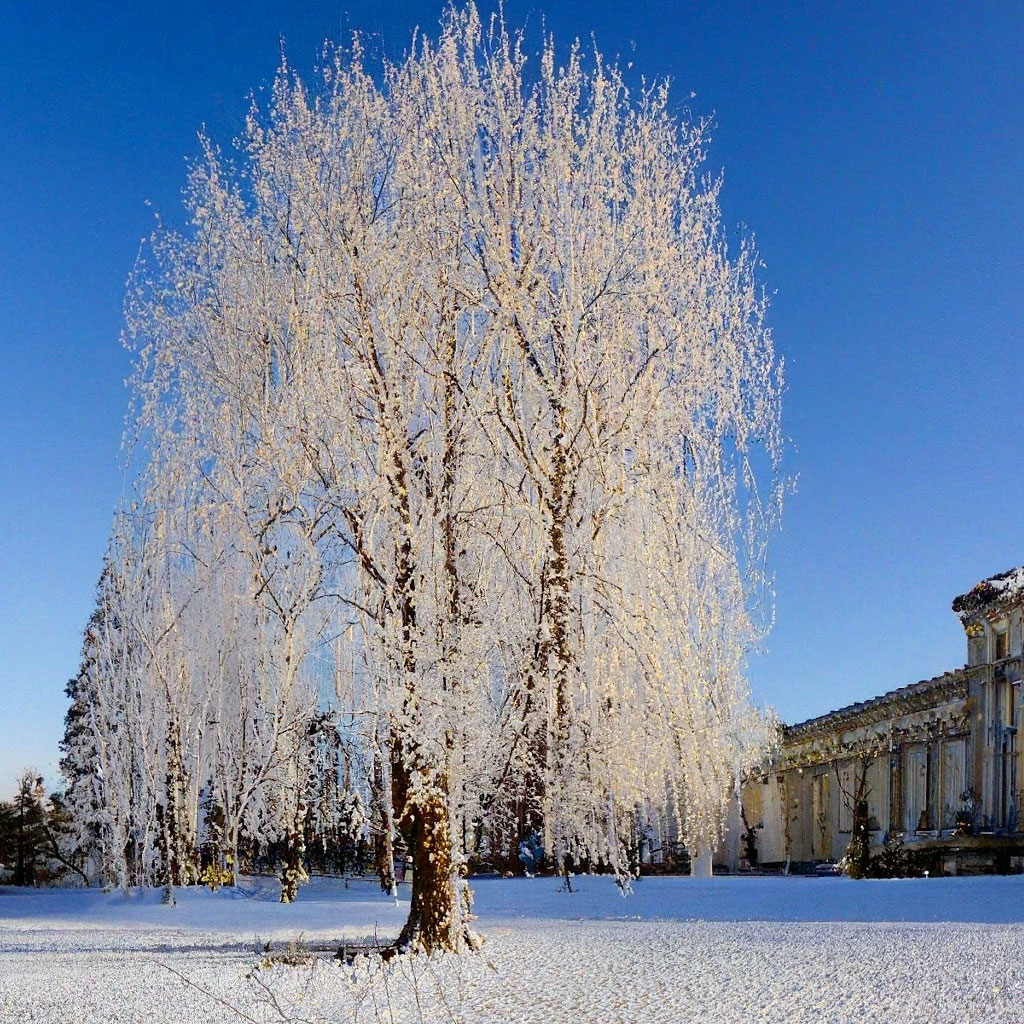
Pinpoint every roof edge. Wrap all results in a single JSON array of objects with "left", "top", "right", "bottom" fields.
[{"left": 784, "top": 666, "right": 975, "bottom": 737}]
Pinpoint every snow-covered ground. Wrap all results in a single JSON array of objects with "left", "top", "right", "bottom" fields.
[{"left": 2, "top": 875, "right": 1024, "bottom": 1023}]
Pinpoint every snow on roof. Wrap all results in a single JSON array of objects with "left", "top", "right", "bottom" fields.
[
  {"left": 952, "top": 565, "right": 1024, "bottom": 619},
  {"left": 784, "top": 668, "right": 969, "bottom": 738}
]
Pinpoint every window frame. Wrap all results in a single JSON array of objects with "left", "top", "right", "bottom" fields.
[{"left": 995, "top": 628, "right": 1009, "bottom": 662}]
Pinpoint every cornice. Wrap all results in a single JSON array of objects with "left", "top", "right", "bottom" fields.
[{"left": 782, "top": 667, "right": 980, "bottom": 745}]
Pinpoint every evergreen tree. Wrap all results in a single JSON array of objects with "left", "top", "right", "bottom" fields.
[{"left": 5, "top": 771, "right": 48, "bottom": 886}]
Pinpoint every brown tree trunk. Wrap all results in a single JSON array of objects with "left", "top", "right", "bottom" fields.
[
  {"left": 279, "top": 787, "right": 308, "bottom": 903},
  {"left": 163, "top": 717, "right": 195, "bottom": 887},
  {"left": 544, "top": 400, "right": 574, "bottom": 872},
  {"left": 393, "top": 782, "right": 471, "bottom": 954}
]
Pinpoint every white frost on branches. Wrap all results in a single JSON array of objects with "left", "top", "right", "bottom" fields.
[{"left": 62, "top": 4, "right": 783, "bottom": 951}]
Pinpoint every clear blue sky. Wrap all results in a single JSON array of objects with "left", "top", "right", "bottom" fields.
[{"left": 2, "top": 1, "right": 1022, "bottom": 792}]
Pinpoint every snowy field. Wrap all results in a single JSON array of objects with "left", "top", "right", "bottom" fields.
[{"left": 3, "top": 875, "right": 1024, "bottom": 1023}]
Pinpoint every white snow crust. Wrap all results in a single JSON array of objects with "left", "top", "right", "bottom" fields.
[{"left": 2, "top": 875, "right": 1023, "bottom": 1023}]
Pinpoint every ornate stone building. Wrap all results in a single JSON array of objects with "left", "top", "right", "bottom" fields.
[{"left": 743, "top": 567, "right": 1024, "bottom": 874}]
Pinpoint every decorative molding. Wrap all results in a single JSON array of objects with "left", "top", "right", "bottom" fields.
[
  {"left": 953, "top": 566, "right": 1024, "bottom": 621},
  {"left": 784, "top": 669, "right": 979, "bottom": 744},
  {"left": 763, "top": 669, "right": 984, "bottom": 774}
]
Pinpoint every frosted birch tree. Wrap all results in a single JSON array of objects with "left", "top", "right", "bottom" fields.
[
  {"left": 424, "top": 14, "right": 782, "bottom": 880},
  {"left": 68, "top": 3, "right": 783, "bottom": 954}
]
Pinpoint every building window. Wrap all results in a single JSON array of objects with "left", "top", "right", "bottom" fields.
[
  {"left": 940, "top": 738, "right": 967, "bottom": 830},
  {"left": 904, "top": 747, "right": 929, "bottom": 834},
  {"left": 812, "top": 773, "right": 831, "bottom": 858},
  {"left": 996, "top": 629, "right": 1009, "bottom": 661}
]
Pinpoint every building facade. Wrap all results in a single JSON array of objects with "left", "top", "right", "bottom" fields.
[{"left": 743, "top": 567, "right": 1024, "bottom": 874}]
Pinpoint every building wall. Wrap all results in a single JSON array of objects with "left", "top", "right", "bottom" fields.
[
  {"left": 736, "top": 577, "right": 1024, "bottom": 873},
  {"left": 742, "top": 677, "right": 977, "bottom": 868}
]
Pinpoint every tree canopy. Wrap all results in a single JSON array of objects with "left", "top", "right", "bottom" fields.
[{"left": 62, "top": 4, "right": 783, "bottom": 953}]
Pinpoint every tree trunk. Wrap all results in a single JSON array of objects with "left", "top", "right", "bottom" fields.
[
  {"left": 280, "top": 777, "right": 309, "bottom": 902},
  {"left": 373, "top": 809, "right": 397, "bottom": 897},
  {"left": 543, "top": 404, "right": 574, "bottom": 873},
  {"left": 16, "top": 795, "right": 26, "bottom": 886},
  {"left": 229, "top": 823, "right": 240, "bottom": 888},
  {"left": 692, "top": 847, "right": 713, "bottom": 878},
  {"left": 394, "top": 784, "right": 471, "bottom": 954}
]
